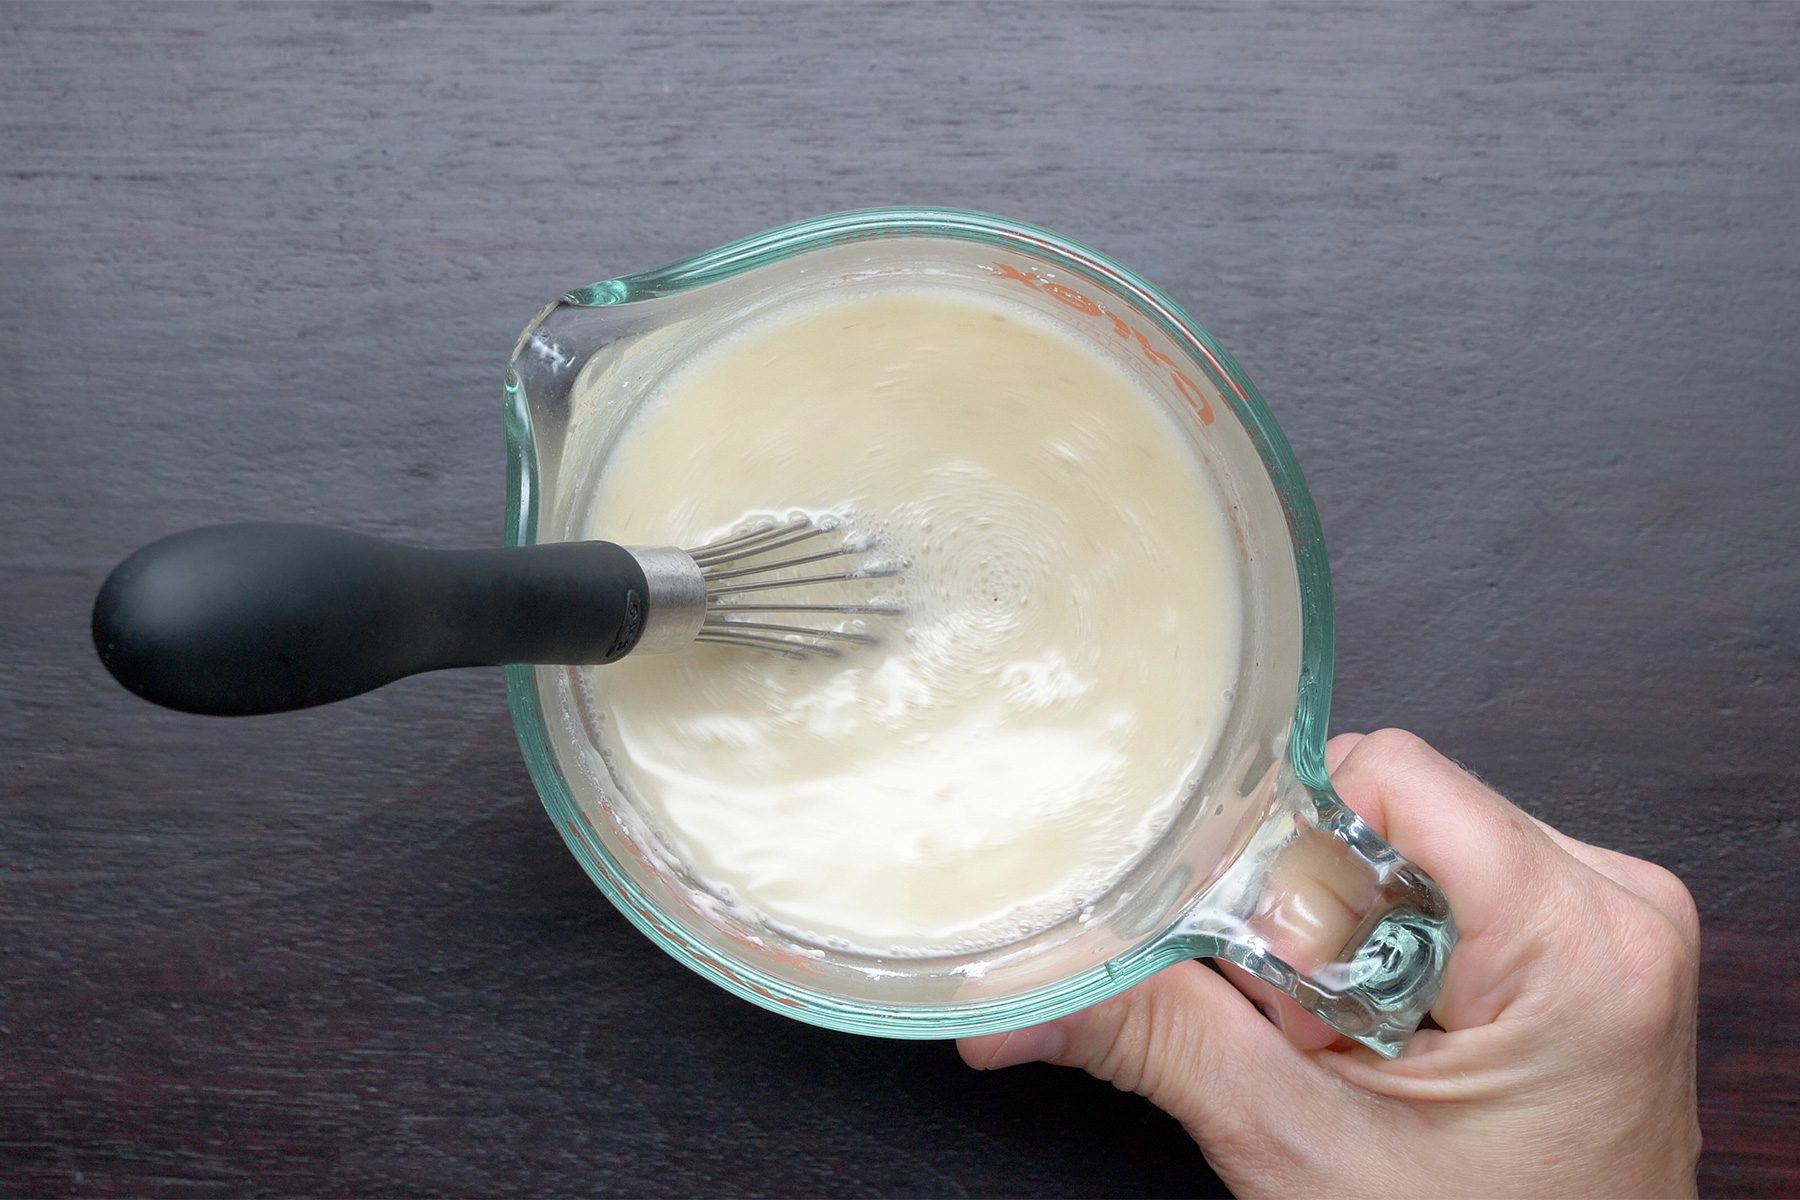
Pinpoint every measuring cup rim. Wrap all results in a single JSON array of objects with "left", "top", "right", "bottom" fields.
[{"left": 502, "top": 207, "right": 1338, "bottom": 1038}]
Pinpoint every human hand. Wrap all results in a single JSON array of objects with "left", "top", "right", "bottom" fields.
[{"left": 959, "top": 729, "right": 1701, "bottom": 1199}]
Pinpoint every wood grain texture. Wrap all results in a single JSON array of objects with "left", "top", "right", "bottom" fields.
[{"left": 2, "top": 1, "right": 1795, "bottom": 1195}]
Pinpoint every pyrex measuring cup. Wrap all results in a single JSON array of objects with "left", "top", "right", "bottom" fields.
[{"left": 506, "top": 208, "right": 1455, "bottom": 1056}]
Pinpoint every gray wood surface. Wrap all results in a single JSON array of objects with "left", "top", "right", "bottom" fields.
[{"left": 3, "top": 2, "right": 1795, "bottom": 1195}]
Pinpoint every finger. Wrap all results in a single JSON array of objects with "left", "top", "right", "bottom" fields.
[
  {"left": 1325, "top": 729, "right": 1569, "bottom": 1029},
  {"left": 1182, "top": 731, "right": 1404, "bottom": 1051},
  {"left": 959, "top": 960, "right": 1334, "bottom": 1148},
  {"left": 1529, "top": 815, "right": 1642, "bottom": 890},
  {"left": 1216, "top": 960, "right": 1346, "bottom": 1050},
  {"left": 1218, "top": 730, "right": 1369, "bottom": 1049},
  {"left": 1241, "top": 813, "right": 1391, "bottom": 1044},
  {"left": 1325, "top": 731, "right": 1365, "bottom": 774},
  {"left": 1326, "top": 729, "right": 1557, "bottom": 943},
  {"left": 1528, "top": 816, "right": 1700, "bottom": 955}
]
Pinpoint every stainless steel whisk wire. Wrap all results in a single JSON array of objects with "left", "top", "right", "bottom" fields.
[{"left": 686, "top": 516, "right": 902, "bottom": 658}]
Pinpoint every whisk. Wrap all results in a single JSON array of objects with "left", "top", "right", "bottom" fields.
[
  {"left": 92, "top": 516, "right": 899, "bottom": 717},
  {"left": 683, "top": 515, "right": 901, "bottom": 657}
]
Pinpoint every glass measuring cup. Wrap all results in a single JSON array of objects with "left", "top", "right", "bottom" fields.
[{"left": 504, "top": 208, "right": 1455, "bottom": 1057}]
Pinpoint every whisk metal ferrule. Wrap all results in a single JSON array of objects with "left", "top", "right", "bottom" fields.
[{"left": 623, "top": 545, "right": 708, "bottom": 654}]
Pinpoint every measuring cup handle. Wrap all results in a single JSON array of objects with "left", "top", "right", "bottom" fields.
[{"left": 1179, "top": 763, "right": 1456, "bottom": 1057}]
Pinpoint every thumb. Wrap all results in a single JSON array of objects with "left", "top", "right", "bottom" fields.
[{"left": 959, "top": 961, "right": 1323, "bottom": 1144}]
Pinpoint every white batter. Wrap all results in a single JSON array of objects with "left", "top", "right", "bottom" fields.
[{"left": 580, "top": 286, "right": 1240, "bottom": 955}]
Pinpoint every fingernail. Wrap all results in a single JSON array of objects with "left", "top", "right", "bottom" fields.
[{"left": 978, "top": 1023, "right": 1067, "bottom": 1069}]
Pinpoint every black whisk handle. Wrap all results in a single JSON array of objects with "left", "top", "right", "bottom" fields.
[{"left": 92, "top": 522, "right": 649, "bottom": 715}]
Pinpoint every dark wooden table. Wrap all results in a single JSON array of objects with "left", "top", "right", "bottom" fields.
[{"left": 4, "top": 3, "right": 1795, "bottom": 1196}]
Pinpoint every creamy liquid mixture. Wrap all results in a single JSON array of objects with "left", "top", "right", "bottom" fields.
[{"left": 580, "top": 287, "right": 1240, "bottom": 955}]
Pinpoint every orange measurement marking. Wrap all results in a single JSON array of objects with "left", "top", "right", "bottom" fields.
[{"left": 990, "top": 260, "right": 1217, "bottom": 425}]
